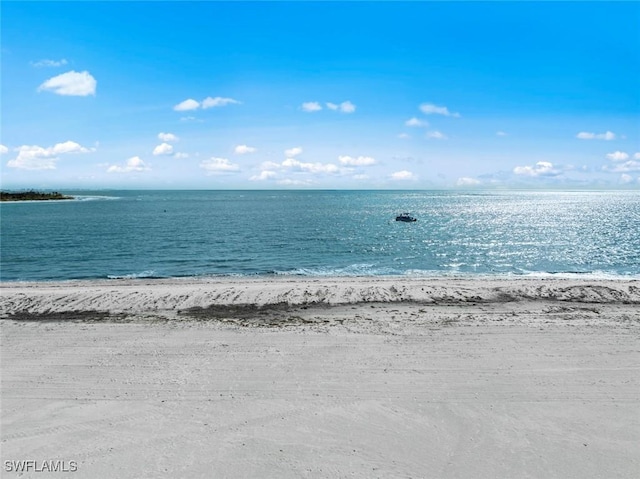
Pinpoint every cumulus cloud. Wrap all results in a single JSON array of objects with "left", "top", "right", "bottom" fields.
[
  {"left": 303, "top": 100, "right": 356, "bottom": 113},
  {"left": 174, "top": 97, "right": 240, "bottom": 111},
  {"left": 457, "top": 177, "right": 481, "bottom": 186},
  {"left": 338, "top": 155, "right": 376, "bottom": 166},
  {"left": 278, "top": 178, "right": 312, "bottom": 186},
  {"left": 0, "top": 144, "right": 8, "bottom": 154},
  {"left": 301, "top": 101, "right": 322, "bottom": 112},
  {"left": 390, "top": 170, "right": 415, "bottom": 180},
  {"left": 234, "top": 145, "right": 257, "bottom": 155},
  {"left": 174, "top": 152, "right": 189, "bottom": 159},
  {"left": 7, "top": 141, "right": 92, "bottom": 170},
  {"left": 426, "top": 131, "right": 447, "bottom": 140},
  {"left": 174, "top": 99, "right": 200, "bottom": 111},
  {"left": 635, "top": 153, "right": 640, "bottom": 160},
  {"left": 405, "top": 117, "right": 429, "bottom": 127},
  {"left": 619, "top": 174, "right": 634, "bottom": 184},
  {"left": 603, "top": 160, "right": 640, "bottom": 173},
  {"left": 199, "top": 157, "right": 240, "bottom": 174},
  {"left": 202, "top": 96, "right": 240, "bottom": 109},
  {"left": 7, "top": 147, "right": 57, "bottom": 170},
  {"left": 158, "top": 132, "right": 178, "bottom": 142},
  {"left": 31, "top": 59, "right": 68, "bottom": 68},
  {"left": 326, "top": 101, "right": 356, "bottom": 113},
  {"left": 38, "top": 70, "right": 96, "bottom": 96},
  {"left": 260, "top": 155, "right": 346, "bottom": 177},
  {"left": 284, "top": 147, "right": 303, "bottom": 157},
  {"left": 419, "top": 103, "right": 460, "bottom": 117},
  {"left": 606, "top": 151, "right": 629, "bottom": 162},
  {"left": 51, "top": 141, "right": 91, "bottom": 154},
  {"left": 153, "top": 143, "right": 174, "bottom": 156},
  {"left": 107, "top": 156, "right": 150, "bottom": 173},
  {"left": 249, "top": 170, "right": 277, "bottom": 181},
  {"left": 281, "top": 158, "right": 339, "bottom": 174},
  {"left": 576, "top": 131, "right": 616, "bottom": 140},
  {"left": 260, "top": 160, "right": 283, "bottom": 170},
  {"left": 340, "top": 101, "right": 356, "bottom": 113},
  {"left": 513, "top": 161, "right": 561, "bottom": 177}
]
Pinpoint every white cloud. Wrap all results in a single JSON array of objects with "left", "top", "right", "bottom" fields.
[
  {"left": 405, "top": 117, "right": 429, "bottom": 127},
  {"left": 199, "top": 157, "right": 240, "bottom": 174},
  {"left": 7, "top": 146, "right": 57, "bottom": 170},
  {"left": 390, "top": 170, "right": 415, "bottom": 180},
  {"left": 234, "top": 145, "right": 257, "bottom": 155},
  {"left": 576, "top": 131, "right": 616, "bottom": 140},
  {"left": 496, "top": 131, "right": 508, "bottom": 137},
  {"left": 174, "top": 97, "right": 240, "bottom": 111},
  {"left": 51, "top": 141, "right": 91, "bottom": 154},
  {"left": 457, "top": 177, "right": 481, "bottom": 186},
  {"left": 7, "top": 141, "right": 92, "bottom": 170},
  {"left": 619, "top": 174, "right": 634, "bottom": 184},
  {"left": 337, "top": 101, "right": 356, "bottom": 113},
  {"left": 603, "top": 160, "right": 640, "bottom": 173},
  {"left": 107, "top": 156, "right": 150, "bottom": 173},
  {"left": 426, "top": 131, "right": 447, "bottom": 140},
  {"left": 634, "top": 153, "right": 640, "bottom": 160},
  {"left": 305, "top": 100, "right": 355, "bottom": 113},
  {"left": 249, "top": 170, "right": 277, "bottom": 181},
  {"left": 174, "top": 152, "right": 189, "bottom": 159},
  {"left": 260, "top": 160, "right": 282, "bottom": 170},
  {"left": 606, "top": 151, "right": 629, "bottom": 162},
  {"left": 0, "top": 144, "right": 8, "bottom": 154},
  {"left": 153, "top": 143, "right": 174, "bottom": 156},
  {"left": 301, "top": 101, "right": 322, "bottom": 112},
  {"left": 397, "top": 133, "right": 411, "bottom": 139},
  {"left": 338, "top": 155, "right": 376, "bottom": 166},
  {"left": 202, "top": 96, "right": 240, "bottom": 109},
  {"left": 282, "top": 158, "right": 339, "bottom": 174},
  {"left": 284, "top": 147, "right": 303, "bottom": 157},
  {"left": 158, "top": 132, "right": 178, "bottom": 142},
  {"left": 353, "top": 174, "right": 369, "bottom": 180},
  {"left": 38, "top": 70, "right": 96, "bottom": 96},
  {"left": 513, "top": 161, "right": 561, "bottom": 177},
  {"left": 174, "top": 99, "right": 200, "bottom": 111},
  {"left": 278, "top": 178, "right": 312, "bottom": 186},
  {"left": 31, "top": 59, "right": 68, "bottom": 68},
  {"left": 262, "top": 156, "right": 345, "bottom": 176},
  {"left": 419, "top": 103, "right": 460, "bottom": 117}
]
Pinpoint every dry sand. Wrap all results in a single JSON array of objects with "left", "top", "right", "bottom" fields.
[{"left": 1, "top": 276, "right": 639, "bottom": 478}]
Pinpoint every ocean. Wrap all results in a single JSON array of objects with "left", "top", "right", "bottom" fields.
[{"left": 1, "top": 190, "right": 639, "bottom": 282}]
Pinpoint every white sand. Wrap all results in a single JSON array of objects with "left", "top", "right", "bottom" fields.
[{"left": 1, "top": 277, "right": 639, "bottom": 478}]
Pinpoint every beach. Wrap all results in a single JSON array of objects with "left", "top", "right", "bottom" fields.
[{"left": 1, "top": 276, "right": 639, "bottom": 478}]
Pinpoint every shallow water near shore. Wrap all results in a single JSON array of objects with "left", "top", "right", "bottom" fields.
[{"left": 1, "top": 190, "right": 639, "bottom": 281}]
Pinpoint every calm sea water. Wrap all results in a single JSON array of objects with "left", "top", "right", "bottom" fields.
[{"left": 1, "top": 190, "right": 639, "bottom": 282}]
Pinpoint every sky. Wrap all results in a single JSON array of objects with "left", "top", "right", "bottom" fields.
[{"left": 1, "top": 1, "right": 639, "bottom": 190}]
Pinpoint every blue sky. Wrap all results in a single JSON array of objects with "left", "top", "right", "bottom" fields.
[{"left": 1, "top": 1, "right": 639, "bottom": 189}]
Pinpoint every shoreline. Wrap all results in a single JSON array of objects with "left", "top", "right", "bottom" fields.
[{"left": 3, "top": 270, "right": 640, "bottom": 283}]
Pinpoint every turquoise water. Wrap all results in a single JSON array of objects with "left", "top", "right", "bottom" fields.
[{"left": 1, "top": 190, "right": 639, "bottom": 281}]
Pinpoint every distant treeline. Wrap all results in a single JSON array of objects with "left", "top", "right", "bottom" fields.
[{"left": 0, "top": 190, "right": 74, "bottom": 201}]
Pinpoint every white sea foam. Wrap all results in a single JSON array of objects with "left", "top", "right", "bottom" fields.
[{"left": 107, "top": 270, "right": 160, "bottom": 280}]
